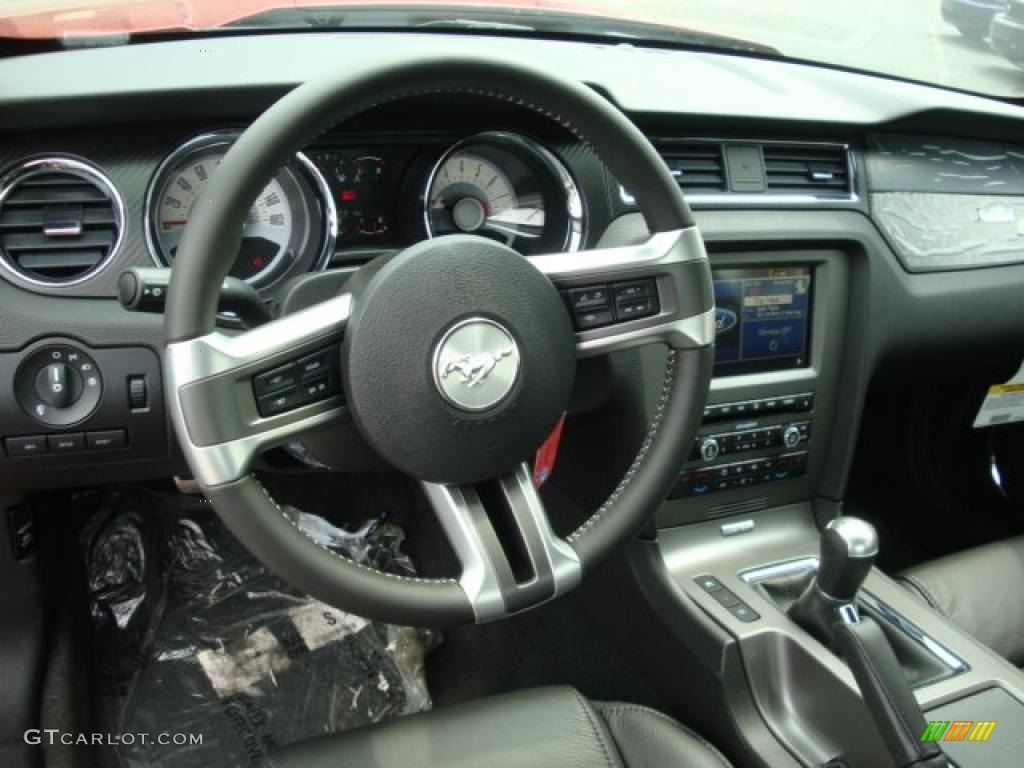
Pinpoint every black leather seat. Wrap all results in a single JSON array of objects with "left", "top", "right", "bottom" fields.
[
  {"left": 267, "top": 686, "right": 732, "bottom": 768},
  {"left": 897, "top": 535, "right": 1024, "bottom": 666}
]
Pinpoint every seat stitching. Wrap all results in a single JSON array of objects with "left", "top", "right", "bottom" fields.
[
  {"left": 567, "top": 350, "right": 678, "bottom": 544},
  {"left": 599, "top": 703, "right": 732, "bottom": 768},
  {"left": 898, "top": 574, "right": 945, "bottom": 616},
  {"left": 573, "top": 690, "right": 619, "bottom": 768}
]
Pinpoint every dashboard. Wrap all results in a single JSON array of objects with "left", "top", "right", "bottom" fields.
[{"left": 1, "top": 31, "right": 1024, "bottom": 515}]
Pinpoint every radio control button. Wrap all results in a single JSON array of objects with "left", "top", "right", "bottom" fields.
[
  {"left": 783, "top": 425, "right": 802, "bottom": 449},
  {"left": 699, "top": 437, "right": 720, "bottom": 462}
]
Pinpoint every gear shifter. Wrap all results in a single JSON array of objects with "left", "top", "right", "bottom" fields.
[
  {"left": 790, "top": 517, "right": 948, "bottom": 768},
  {"left": 788, "top": 516, "right": 878, "bottom": 643}
]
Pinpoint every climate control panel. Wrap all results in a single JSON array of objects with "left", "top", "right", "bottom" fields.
[{"left": 673, "top": 392, "right": 815, "bottom": 500}]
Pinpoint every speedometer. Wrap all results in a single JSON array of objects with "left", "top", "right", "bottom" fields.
[
  {"left": 424, "top": 132, "right": 583, "bottom": 256},
  {"left": 147, "top": 133, "right": 336, "bottom": 288}
]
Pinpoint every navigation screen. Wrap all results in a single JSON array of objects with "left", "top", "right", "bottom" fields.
[{"left": 712, "top": 267, "right": 812, "bottom": 376}]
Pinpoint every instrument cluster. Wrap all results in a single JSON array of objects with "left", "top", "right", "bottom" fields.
[{"left": 145, "top": 131, "right": 586, "bottom": 294}]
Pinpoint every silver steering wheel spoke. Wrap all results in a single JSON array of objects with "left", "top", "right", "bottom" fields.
[
  {"left": 421, "top": 463, "right": 582, "bottom": 623},
  {"left": 528, "top": 227, "right": 715, "bottom": 357},
  {"left": 165, "top": 293, "right": 352, "bottom": 487}
]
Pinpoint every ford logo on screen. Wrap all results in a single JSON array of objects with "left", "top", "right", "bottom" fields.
[{"left": 714, "top": 307, "right": 738, "bottom": 335}]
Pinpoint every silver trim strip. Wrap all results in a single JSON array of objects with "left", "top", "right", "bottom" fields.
[
  {"left": 421, "top": 463, "right": 582, "bottom": 623},
  {"left": 528, "top": 227, "right": 705, "bottom": 278},
  {"left": 0, "top": 155, "right": 126, "bottom": 288},
  {"left": 164, "top": 293, "right": 352, "bottom": 486},
  {"left": 741, "top": 557, "right": 968, "bottom": 675}
]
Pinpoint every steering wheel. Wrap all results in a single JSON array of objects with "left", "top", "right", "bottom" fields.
[{"left": 163, "top": 51, "right": 715, "bottom": 626}]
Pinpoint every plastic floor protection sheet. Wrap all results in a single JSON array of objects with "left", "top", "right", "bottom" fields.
[{"left": 76, "top": 486, "right": 440, "bottom": 768}]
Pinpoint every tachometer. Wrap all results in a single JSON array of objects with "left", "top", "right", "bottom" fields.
[
  {"left": 424, "top": 132, "right": 584, "bottom": 256},
  {"left": 147, "top": 133, "right": 336, "bottom": 288}
]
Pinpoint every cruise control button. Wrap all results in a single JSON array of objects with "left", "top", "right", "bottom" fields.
[
  {"left": 254, "top": 364, "right": 297, "bottom": 396},
  {"left": 87, "top": 430, "right": 126, "bottom": 450},
  {"left": 47, "top": 433, "right": 84, "bottom": 453},
  {"left": 300, "top": 375, "right": 333, "bottom": 402},
  {"left": 257, "top": 388, "right": 303, "bottom": 417},
  {"left": 567, "top": 286, "right": 610, "bottom": 311},
  {"left": 5, "top": 435, "right": 46, "bottom": 457},
  {"left": 296, "top": 349, "right": 333, "bottom": 381},
  {"left": 612, "top": 280, "right": 654, "bottom": 301},
  {"left": 574, "top": 308, "right": 614, "bottom": 330},
  {"left": 615, "top": 296, "right": 657, "bottom": 321}
]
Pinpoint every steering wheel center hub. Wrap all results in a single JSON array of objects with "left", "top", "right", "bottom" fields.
[
  {"left": 342, "top": 234, "right": 576, "bottom": 484},
  {"left": 433, "top": 317, "right": 521, "bottom": 411}
]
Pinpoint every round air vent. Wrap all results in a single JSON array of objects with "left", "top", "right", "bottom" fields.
[{"left": 0, "top": 156, "right": 124, "bottom": 286}]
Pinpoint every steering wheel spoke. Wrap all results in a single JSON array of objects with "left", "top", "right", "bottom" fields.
[
  {"left": 165, "top": 293, "right": 352, "bottom": 486},
  {"left": 421, "top": 463, "right": 582, "bottom": 622},
  {"left": 529, "top": 227, "right": 715, "bottom": 357}
]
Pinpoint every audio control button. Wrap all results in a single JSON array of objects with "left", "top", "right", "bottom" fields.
[
  {"left": 783, "top": 426, "right": 802, "bottom": 449},
  {"left": 699, "top": 437, "right": 720, "bottom": 462}
]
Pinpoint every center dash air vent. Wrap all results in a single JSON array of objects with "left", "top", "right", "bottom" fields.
[
  {"left": 0, "top": 157, "right": 123, "bottom": 285},
  {"left": 762, "top": 144, "right": 851, "bottom": 195},
  {"left": 657, "top": 143, "right": 727, "bottom": 193}
]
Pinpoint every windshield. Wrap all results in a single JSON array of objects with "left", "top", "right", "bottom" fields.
[{"left": 4, "top": 1, "right": 1024, "bottom": 99}]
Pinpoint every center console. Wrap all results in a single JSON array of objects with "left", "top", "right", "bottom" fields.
[
  {"left": 641, "top": 244, "right": 1024, "bottom": 767},
  {"left": 657, "top": 248, "right": 848, "bottom": 528}
]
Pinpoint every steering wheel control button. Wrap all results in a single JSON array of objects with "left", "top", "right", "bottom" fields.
[
  {"left": 253, "top": 363, "right": 297, "bottom": 396},
  {"left": 574, "top": 308, "right": 614, "bottom": 330},
  {"left": 5, "top": 435, "right": 47, "bottom": 457},
  {"left": 612, "top": 280, "right": 654, "bottom": 301},
  {"left": 257, "top": 387, "right": 304, "bottom": 417},
  {"left": 47, "top": 433, "right": 84, "bottom": 453},
  {"left": 566, "top": 285, "right": 609, "bottom": 311},
  {"left": 616, "top": 296, "right": 658, "bottom": 321},
  {"left": 86, "top": 429, "right": 127, "bottom": 450},
  {"left": 15, "top": 344, "right": 102, "bottom": 427},
  {"left": 433, "top": 318, "right": 521, "bottom": 412},
  {"left": 565, "top": 277, "right": 659, "bottom": 331},
  {"left": 296, "top": 350, "right": 332, "bottom": 380},
  {"left": 251, "top": 344, "right": 342, "bottom": 417}
]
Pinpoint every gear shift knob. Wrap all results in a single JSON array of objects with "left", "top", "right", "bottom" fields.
[
  {"left": 788, "top": 516, "right": 879, "bottom": 646},
  {"left": 816, "top": 516, "right": 879, "bottom": 602}
]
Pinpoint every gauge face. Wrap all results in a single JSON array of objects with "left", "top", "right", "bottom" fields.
[
  {"left": 424, "top": 133, "right": 582, "bottom": 256},
  {"left": 427, "top": 151, "right": 545, "bottom": 246},
  {"left": 154, "top": 152, "right": 294, "bottom": 282},
  {"left": 148, "top": 135, "right": 331, "bottom": 288}
]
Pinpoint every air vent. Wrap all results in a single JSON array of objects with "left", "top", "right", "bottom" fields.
[
  {"left": 657, "top": 143, "right": 727, "bottom": 193},
  {"left": 0, "top": 157, "right": 123, "bottom": 285},
  {"left": 762, "top": 144, "right": 851, "bottom": 195}
]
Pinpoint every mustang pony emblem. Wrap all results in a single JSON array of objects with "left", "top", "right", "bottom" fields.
[{"left": 441, "top": 348, "right": 514, "bottom": 388}]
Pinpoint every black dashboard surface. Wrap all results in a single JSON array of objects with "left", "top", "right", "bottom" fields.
[{"left": 1, "top": 31, "right": 1024, "bottom": 496}]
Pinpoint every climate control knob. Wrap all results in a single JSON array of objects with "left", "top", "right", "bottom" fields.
[
  {"left": 783, "top": 425, "right": 802, "bottom": 449},
  {"left": 699, "top": 437, "right": 721, "bottom": 462}
]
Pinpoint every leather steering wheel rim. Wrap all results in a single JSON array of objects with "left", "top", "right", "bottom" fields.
[{"left": 163, "top": 50, "right": 715, "bottom": 626}]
